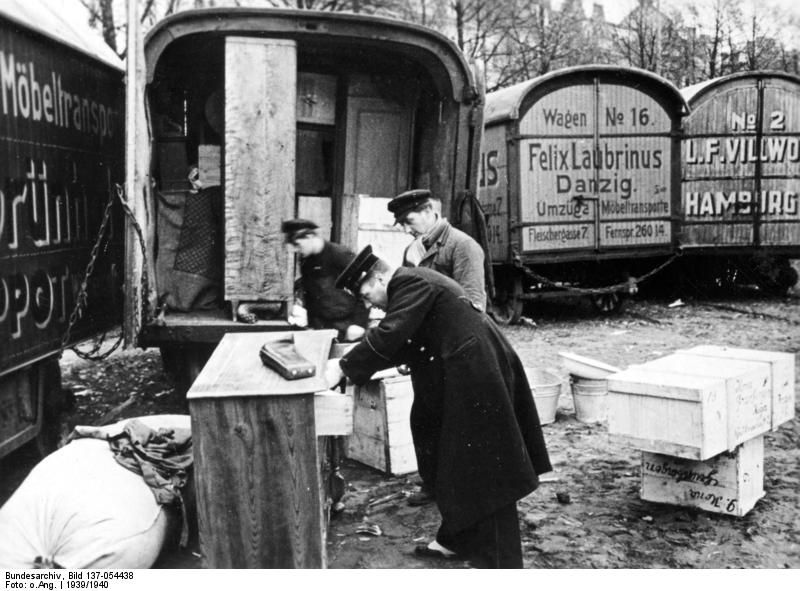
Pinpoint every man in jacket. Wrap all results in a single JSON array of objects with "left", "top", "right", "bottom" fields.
[
  {"left": 282, "top": 219, "right": 368, "bottom": 342},
  {"left": 332, "top": 246, "right": 551, "bottom": 568},
  {"left": 389, "top": 189, "right": 486, "bottom": 312}
]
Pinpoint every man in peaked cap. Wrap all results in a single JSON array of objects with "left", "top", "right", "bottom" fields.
[
  {"left": 281, "top": 218, "right": 368, "bottom": 342},
  {"left": 388, "top": 189, "right": 488, "bottom": 507},
  {"left": 332, "top": 246, "right": 552, "bottom": 568},
  {"left": 388, "top": 189, "right": 486, "bottom": 312}
]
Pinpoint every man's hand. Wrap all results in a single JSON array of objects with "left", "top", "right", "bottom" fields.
[
  {"left": 396, "top": 364, "right": 411, "bottom": 375},
  {"left": 325, "top": 359, "right": 345, "bottom": 389}
]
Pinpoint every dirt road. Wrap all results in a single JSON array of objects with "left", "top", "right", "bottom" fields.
[{"left": 2, "top": 292, "right": 798, "bottom": 569}]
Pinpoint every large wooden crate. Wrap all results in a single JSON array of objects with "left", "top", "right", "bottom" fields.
[
  {"left": 640, "top": 436, "right": 764, "bottom": 517},
  {"left": 679, "top": 346, "right": 795, "bottom": 431},
  {"left": 347, "top": 371, "right": 417, "bottom": 476},
  {"left": 633, "top": 353, "right": 772, "bottom": 449},
  {"left": 607, "top": 368, "right": 728, "bottom": 460}
]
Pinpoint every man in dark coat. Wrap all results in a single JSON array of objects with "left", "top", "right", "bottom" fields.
[
  {"left": 282, "top": 219, "right": 368, "bottom": 341},
  {"left": 388, "top": 189, "right": 488, "bottom": 507},
  {"left": 332, "top": 246, "right": 552, "bottom": 568}
]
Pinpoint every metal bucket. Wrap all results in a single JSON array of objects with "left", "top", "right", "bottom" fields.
[
  {"left": 570, "top": 377, "right": 607, "bottom": 423},
  {"left": 524, "top": 368, "right": 562, "bottom": 425}
]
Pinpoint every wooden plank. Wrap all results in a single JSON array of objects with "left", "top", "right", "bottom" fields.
[
  {"left": 224, "top": 37, "right": 296, "bottom": 301},
  {"left": 680, "top": 346, "right": 796, "bottom": 430},
  {"left": 187, "top": 330, "right": 336, "bottom": 399},
  {"left": 198, "top": 144, "right": 221, "bottom": 187},
  {"left": 607, "top": 369, "right": 728, "bottom": 460},
  {"left": 190, "top": 394, "right": 323, "bottom": 567},
  {"left": 643, "top": 354, "right": 772, "bottom": 448},
  {"left": 348, "top": 431, "right": 388, "bottom": 473},
  {"left": 347, "top": 374, "right": 417, "bottom": 475},
  {"left": 298, "top": 196, "right": 332, "bottom": 240},
  {"left": 640, "top": 436, "right": 765, "bottom": 517},
  {"left": 387, "top": 442, "right": 418, "bottom": 476},
  {"left": 314, "top": 390, "right": 353, "bottom": 436},
  {"left": 382, "top": 376, "right": 415, "bottom": 427},
  {"left": 350, "top": 382, "right": 388, "bottom": 442},
  {"left": 352, "top": 195, "right": 411, "bottom": 266},
  {"left": 124, "top": 6, "right": 155, "bottom": 347},
  {"left": 339, "top": 193, "right": 359, "bottom": 252}
]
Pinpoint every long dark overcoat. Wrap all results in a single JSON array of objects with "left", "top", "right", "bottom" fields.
[{"left": 340, "top": 267, "right": 551, "bottom": 532}]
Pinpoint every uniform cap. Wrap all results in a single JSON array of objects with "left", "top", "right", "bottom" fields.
[
  {"left": 281, "top": 218, "right": 319, "bottom": 243},
  {"left": 335, "top": 245, "right": 380, "bottom": 293},
  {"left": 387, "top": 189, "right": 432, "bottom": 222}
]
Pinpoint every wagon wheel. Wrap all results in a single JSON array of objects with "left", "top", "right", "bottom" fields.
[
  {"left": 589, "top": 292, "right": 624, "bottom": 314},
  {"left": 491, "top": 273, "right": 524, "bottom": 325}
]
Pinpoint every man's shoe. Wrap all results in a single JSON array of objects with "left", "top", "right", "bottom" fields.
[
  {"left": 414, "top": 540, "right": 458, "bottom": 560},
  {"left": 407, "top": 488, "right": 435, "bottom": 506}
]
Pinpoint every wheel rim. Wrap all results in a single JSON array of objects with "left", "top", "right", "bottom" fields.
[{"left": 591, "top": 292, "right": 621, "bottom": 314}]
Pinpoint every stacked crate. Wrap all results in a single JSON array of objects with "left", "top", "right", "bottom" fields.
[
  {"left": 606, "top": 346, "right": 795, "bottom": 517},
  {"left": 347, "top": 369, "right": 417, "bottom": 476}
]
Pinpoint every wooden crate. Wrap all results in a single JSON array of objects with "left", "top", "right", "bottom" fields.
[
  {"left": 637, "top": 353, "right": 772, "bottom": 449},
  {"left": 640, "top": 436, "right": 765, "bottom": 517},
  {"left": 347, "top": 371, "right": 417, "bottom": 476},
  {"left": 607, "top": 368, "right": 729, "bottom": 460},
  {"left": 679, "top": 346, "right": 795, "bottom": 431}
]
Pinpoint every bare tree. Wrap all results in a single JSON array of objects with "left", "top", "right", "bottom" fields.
[
  {"left": 685, "top": 0, "right": 743, "bottom": 78},
  {"left": 612, "top": 0, "right": 664, "bottom": 72},
  {"left": 738, "top": 8, "right": 785, "bottom": 70}
]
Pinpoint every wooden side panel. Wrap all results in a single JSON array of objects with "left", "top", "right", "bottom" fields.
[
  {"left": 640, "top": 436, "right": 765, "bottom": 517},
  {"left": 190, "top": 395, "right": 323, "bottom": 567},
  {"left": 681, "top": 77, "right": 800, "bottom": 249},
  {"left": 348, "top": 378, "right": 389, "bottom": 472},
  {"left": 680, "top": 345, "right": 796, "bottom": 430},
  {"left": 478, "top": 124, "right": 510, "bottom": 262},
  {"left": 347, "top": 375, "right": 417, "bottom": 475},
  {"left": 517, "top": 81, "right": 674, "bottom": 254},
  {"left": 607, "top": 368, "right": 728, "bottom": 461},
  {"left": 224, "top": 38, "right": 296, "bottom": 301},
  {"left": 382, "top": 376, "right": 415, "bottom": 428}
]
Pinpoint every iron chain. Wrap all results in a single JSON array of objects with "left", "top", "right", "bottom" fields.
[
  {"left": 516, "top": 252, "right": 682, "bottom": 296},
  {"left": 59, "top": 183, "right": 152, "bottom": 361}
]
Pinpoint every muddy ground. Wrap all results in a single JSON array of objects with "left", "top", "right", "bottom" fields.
[{"left": 2, "top": 291, "right": 799, "bottom": 569}]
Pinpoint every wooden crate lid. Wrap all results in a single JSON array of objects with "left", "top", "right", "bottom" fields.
[
  {"left": 640, "top": 352, "right": 769, "bottom": 380},
  {"left": 680, "top": 345, "right": 795, "bottom": 364},
  {"left": 607, "top": 366, "right": 728, "bottom": 401},
  {"left": 187, "top": 330, "right": 336, "bottom": 399}
]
